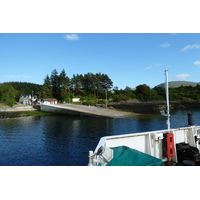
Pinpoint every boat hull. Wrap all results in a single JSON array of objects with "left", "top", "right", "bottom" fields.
[{"left": 89, "top": 126, "right": 200, "bottom": 166}]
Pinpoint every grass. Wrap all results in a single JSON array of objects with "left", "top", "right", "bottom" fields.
[
  {"left": 17, "top": 110, "right": 53, "bottom": 117},
  {"left": 0, "top": 103, "right": 7, "bottom": 107}
]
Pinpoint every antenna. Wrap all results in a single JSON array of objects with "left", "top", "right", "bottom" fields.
[{"left": 165, "top": 69, "right": 170, "bottom": 130}]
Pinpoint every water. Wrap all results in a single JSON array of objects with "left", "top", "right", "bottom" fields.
[{"left": 0, "top": 110, "right": 200, "bottom": 166}]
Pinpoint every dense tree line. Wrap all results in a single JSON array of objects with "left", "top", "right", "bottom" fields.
[
  {"left": 0, "top": 84, "right": 18, "bottom": 107},
  {"left": 1, "top": 69, "right": 200, "bottom": 107},
  {"left": 41, "top": 69, "right": 113, "bottom": 102},
  {"left": 0, "top": 82, "right": 42, "bottom": 107},
  {"left": 169, "top": 85, "right": 200, "bottom": 101},
  {"left": 0, "top": 82, "right": 42, "bottom": 96},
  {"left": 113, "top": 84, "right": 200, "bottom": 102},
  {"left": 113, "top": 84, "right": 161, "bottom": 102}
]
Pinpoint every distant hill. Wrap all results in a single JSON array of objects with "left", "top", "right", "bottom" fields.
[
  {"left": 0, "top": 82, "right": 42, "bottom": 96},
  {"left": 155, "top": 81, "right": 200, "bottom": 88}
]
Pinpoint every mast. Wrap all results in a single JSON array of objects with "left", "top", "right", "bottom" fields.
[{"left": 165, "top": 69, "right": 170, "bottom": 130}]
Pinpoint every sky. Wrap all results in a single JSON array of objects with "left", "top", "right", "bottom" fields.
[
  {"left": 1, "top": 33, "right": 200, "bottom": 89},
  {"left": 1, "top": 0, "right": 199, "bottom": 197}
]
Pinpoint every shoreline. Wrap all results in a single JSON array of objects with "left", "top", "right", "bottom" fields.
[
  {"left": 0, "top": 105, "right": 139, "bottom": 119},
  {"left": 0, "top": 110, "right": 52, "bottom": 119},
  {"left": 1, "top": 100, "right": 199, "bottom": 119},
  {"left": 0, "top": 105, "right": 51, "bottom": 119},
  {"left": 108, "top": 101, "right": 200, "bottom": 114},
  {"left": 40, "top": 103, "right": 139, "bottom": 118}
]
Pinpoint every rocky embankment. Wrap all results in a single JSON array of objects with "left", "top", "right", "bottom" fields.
[
  {"left": 0, "top": 105, "right": 40, "bottom": 119},
  {"left": 108, "top": 101, "right": 200, "bottom": 114}
]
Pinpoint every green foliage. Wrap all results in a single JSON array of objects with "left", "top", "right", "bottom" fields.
[
  {"left": 113, "top": 86, "right": 136, "bottom": 102},
  {"left": 18, "top": 110, "right": 53, "bottom": 116},
  {"left": 0, "top": 84, "right": 18, "bottom": 107},
  {"left": 41, "top": 74, "right": 53, "bottom": 98},
  {"left": 168, "top": 84, "right": 200, "bottom": 102},
  {"left": 113, "top": 94, "right": 130, "bottom": 102},
  {"left": 0, "top": 82, "right": 42, "bottom": 100},
  {"left": 82, "top": 100, "right": 96, "bottom": 106},
  {"left": 59, "top": 69, "right": 70, "bottom": 102},
  {"left": 153, "top": 87, "right": 166, "bottom": 100},
  {"left": 42, "top": 70, "right": 113, "bottom": 101},
  {"left": 80, "top": 96, "right": 95, "bottom": 101},
  {"left": 153, "top": 84, "right": 200, "bottom": 102},
  {"left": 97, "top": 100, "right": 106, "bottom": 104},
  {"left": 1, "top": 69, "right": 199, "bottom": 106},
  {"left": 50, "top": 69, "right": 60, "bottom": 99},
  {"left": 135, "top": 84, "right": 157, "bottom": 101}
]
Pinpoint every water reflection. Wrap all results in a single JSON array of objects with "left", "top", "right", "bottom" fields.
[
  {"left": 0, "top": 110, "right": 200, "bottom": 166},
  {"left": 132, "top": 114, "right": 167, "bottom": 132},
  {"left": 40, "top": 116, "right": 114, "bottom": 165}
]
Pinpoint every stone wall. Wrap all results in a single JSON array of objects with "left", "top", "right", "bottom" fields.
[{"left": 108, "top": 101, "right": 200, "bottom": 114}]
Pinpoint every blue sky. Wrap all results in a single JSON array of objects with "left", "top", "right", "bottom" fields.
[{"left": 1, "top": 33, "right": 200, "bottom": 89}]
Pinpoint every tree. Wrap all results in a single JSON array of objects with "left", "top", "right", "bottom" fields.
[
  {"left": 153, "top": 86, "right": 165, "bottom": 100},
  {"left": 135, "top": 84, "right": 155, "bottom": 101},
  {"left": 98, "top": 73, "right": 113, "bottom": 90},
  {"left": 42, "top": 69, "right": 114, "bottom": 101},
  {"left": 0, "top": 84, "right": 18, "bottom": 107},
  {"left": 41, "top": 74, "right": 53, "bottom": 98},
  {"left": 50, "top": 69, "right": 60, "bottom": 99},
  {"left": 95, "top": 73, "right": 113, "bottom": 97},
  {"left": 59, "top": 69, "right": 70, "bottom": 102},
  {"left": 71, "top": 74, "right": 83, "bottom": 96},
  {"left": 1, "top": 82, "right": 42, "bottom": 99}
]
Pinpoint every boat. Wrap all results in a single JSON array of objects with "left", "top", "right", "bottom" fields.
[{"left": 88, "top": 70, "right": 200, "bottom": 166}]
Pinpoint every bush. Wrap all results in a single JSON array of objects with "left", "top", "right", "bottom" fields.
[
  {"left": 82, "top": 100, "right": 96, "bottom": 106},
  {"left": 113, "top": 95, "right": 130, "bottom": 102},
  {"left": 97, "top": 100, "right": 106, "bottom": 104}
]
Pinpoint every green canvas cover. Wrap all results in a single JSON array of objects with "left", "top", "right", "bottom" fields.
[{"left": 105, "top": 146, "right": 164, "bottom": 166}]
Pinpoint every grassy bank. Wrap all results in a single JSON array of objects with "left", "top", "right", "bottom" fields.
[
  {"left": 0, "top": 110, "right": 53, "bottom": 119},
  {"left": 17, "top": 110, "right": 53, "bottom": 117}
]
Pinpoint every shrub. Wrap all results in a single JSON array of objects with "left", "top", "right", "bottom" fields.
[
  {"left": 82, "top": 100, "right": 96, "bottom": 106},
  {"left": 97, "top": 100, "right": 106, "bottom": 104},
  {"left": 113, "top": 95, "right": 130, "bottom": 102}
]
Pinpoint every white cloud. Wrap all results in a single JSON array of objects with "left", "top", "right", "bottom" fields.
[
  {"left": 194, "top": 60, "right": 200, "bottom": 67},
  {"left": 146, "top": 63, "right": 163, "bottom": 70},
  {"left": 146, "top": 66, "right": 152, "bottom": 70},
  {"left": 21, "top": 74, "right": 31, "bottom": 78},
  {"left": 174, "top": 74, "right": 192, "bottom": 79},
  {"left": 3, "top": 74, "right": 31, "bottom": 78},
  {"left": 160, "top": 43, "right": 170, "bottom": 48},
  {"left": 181, "top": 44, "right": 200, "bottom": 51},
  {"left": 64, "top": 34, "right": 79, "bottom": 40}
]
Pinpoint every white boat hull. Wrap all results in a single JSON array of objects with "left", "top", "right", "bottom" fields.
[{"left": 89, "top": 126, "right": 200, "bottom": 165}]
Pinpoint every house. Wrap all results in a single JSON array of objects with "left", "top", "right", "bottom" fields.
[
  {"left": 19, "top": 94, "right": 37, "bottom": 105},
  {"left": 41, "top": 98, "right": 58, "bottom": 105},
  {"left": 19, "top": 94, "right": 32, "bottom": 105},
  {"left": 72, "top": 98, "right": 80, "bottom": 102}
]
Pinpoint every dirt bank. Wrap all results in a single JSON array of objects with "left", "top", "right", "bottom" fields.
[{"left": 0, "top": 105, "right": 41, "bottom": 119}]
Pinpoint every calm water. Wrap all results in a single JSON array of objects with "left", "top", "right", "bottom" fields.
[{"left": 0, "top": 110, "right": 200, "bottom": 166}]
